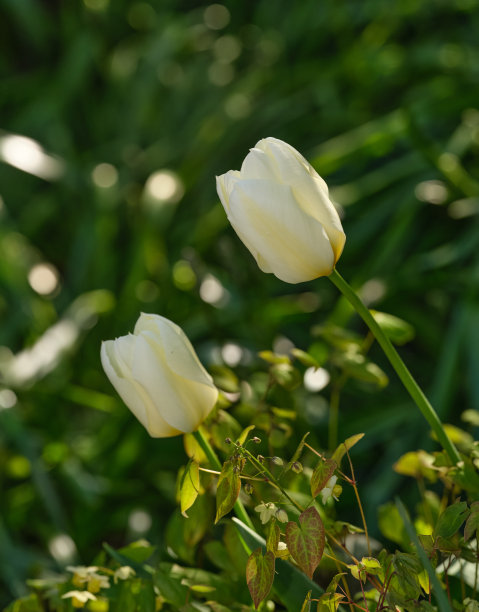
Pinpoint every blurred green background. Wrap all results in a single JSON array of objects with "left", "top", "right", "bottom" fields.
[{"left": 1, "top": 0, "right": 479, "bottom": 606}]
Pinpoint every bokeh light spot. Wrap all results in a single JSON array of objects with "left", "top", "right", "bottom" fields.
[
  {"left": 0, "top": 388, "right": 17, "bottom": 410},
  {"left": 304, "top": 367, "right": 330, "bottom": 392},
  {"left": 49, "top": 534, "right": 77, "bottom": 563},
  {"left": 214, "top": 35, "right": 241, "bottom": 63},
  {"left": 415, "top": 180, "right": 448, "bottom": 205},
  {"left": 203, "top": 4, "right": 230, "bottom": 30},
  {"left": 83, "top": 0, "right": 109, "bottom": 10},
  {"left": 172, "top": 261, "right": 196, "bottom": 291},
  {"left": 208, "top": 62, "right": 234, "bottom": 86},
  {"left": 28, "top": 263, "right": 60, "bottom": 296},
  {"left": 0, "top": 134, "right": 63, "bottom": 180},
  {"left": 145, "top": 170, "right": 184, "bottom": 204},
  {"left": 92, "top": 163, "right": 118, "bottom": 188},
  {"left": 221, "top": 343, "right": 243, "bottom": 366},
  {"left": 199, "top": 274, "right": 229, "bottom": 306},
  {"left": 129, "top": 509, "right": 152, "bottom": 533}
]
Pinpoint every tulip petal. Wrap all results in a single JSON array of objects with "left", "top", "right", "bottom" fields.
[
  {"left": 130, "top": 333, "right": 217, "bottom": 434},
  {"left": 101, "top": 340, "right": 180, "bottom": 437},
  {"left": 254, "top": 139, "right": 345, "bottom": 263},
  {"left": 216, "top": 171, "right": 241, "bottom": 214},
  {"left": 228, "top": 179, "right": 335, "bottom": 283}
]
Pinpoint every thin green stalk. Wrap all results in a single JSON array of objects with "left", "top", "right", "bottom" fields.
[
  {"left": 328, "top": 269, "right": 460, "bottom": 465},
  {"left": 192, "top": 428, "right": 254, "bottom": 529}
]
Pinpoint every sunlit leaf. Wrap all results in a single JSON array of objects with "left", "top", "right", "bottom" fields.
[
  {"left": 215, "top": 458, "right": 241, "bottom": 523},
  {"left": 180, "top": 459, "right": 200, "bottom": 517},
  {"left": 246, "top": 548, "right": 275, "bottom": 609},
  {"left": 285, "top": 507, "right": 325, "bottom": 579}
]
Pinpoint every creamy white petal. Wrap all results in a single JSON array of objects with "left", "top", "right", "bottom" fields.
[
  {"left": 228, "top": 179, "right": 335, "bottom": 283},
  {"left": 216, "top": 171, "right": 241, "bottom": 214},
  {"left": 101, "top": 341, "right": 179, "bottom": 437},
  {"left": 130, "top": 334, "right": 216, "bottom": 433},
  {"left": 254, "top": 139, "right": 345, "bottom": 261},
  {"left": 135, "top": 314, "right": 217, "bottom": 388}
]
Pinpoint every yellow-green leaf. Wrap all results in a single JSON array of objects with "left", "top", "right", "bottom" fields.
[
  {"left": 332, "top": 433, "right": 364, "bottom": 466},
  {"left": 215, "top": 458, "right": 240, "bottom": 524},
  {"left": 180, "top": 459, "right": 200, "bottom": 517}
]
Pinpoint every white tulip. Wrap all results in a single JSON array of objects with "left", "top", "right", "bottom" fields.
[
  {"left": 216, "top": 137, "right": 345, "bottom": 284},
  {"left": 101, "top": 313, "right": 218, "bottom": 437}
]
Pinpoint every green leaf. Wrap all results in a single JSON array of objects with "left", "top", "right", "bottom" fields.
[
  {"left": 326, "top": 573, "right": 347, "bottom": 594},
  {"left": 462, "top": 409, "right": 479, "bottom": 426},
  {"left": 180, "top": 459, "right": 200, "bottom": 517},
  {"left": 285, "top": 507, "right": 325, "bottom": 579},
  {"left": 285, "top": 432, "right": 310, "bottom": 473},
  {"left": 395, "top": 498, "right": 453, "bottom": 612},
  {"left": 246, "top": 548, "right": 275, "bottom": 609},
  {"left": 291, "top": 348, "right": 321, "bottom": 368},
  {"left": 464, "top": 501, "right": 479, "bottom": 541},
  {"left": 209, "top": 410, "right": 242, "bottom": 454},
  {"left": 232, "top": 517, "right": 327, "bottom": 610},
  {"left": 236, "top": 424, "right": 255, "bottom": 446},
  {"left": 266, "top": 520, "right": 280, "bottom": 554},
  {"left": 215, "top": 458, "right": 241, "bottom": 523},
  {"left": 271, "top": 362, "right": 302, "bottom": 390},
  {"left": 450, "top": 457, "right": 479, "bottom": 494},
  {"left": 299, "top": 590, "right": 312, "bottom": 612},
  {"left": 434, "top": 500, "right": 469, "bottom": 539},
  {"left": 259, "top": 350, "right": 290, "bottom": 364},
  {"left": 311, "top": 458, "right": 336, "bottom": 499},
  {"left": 209, "top": 365, "right": 240, "bottom": 392},
  {"left": 317, "top": 592, "right": 344, "bottom": 612},
  {"left": 154, "top": 568, "right": 189, "bottom": 607},
  {"left": 378, "top": 503, "right": 408, "bottom": 548},
  {"left": 371, "top": 310, "right": 415, "bottom": 345},
  {"left": 331, "top": 433, "right": 364, "bottom": 466},
  {"left": 393, "top": 450, "right": 437, "bottom": 483},
  {"left": 117, "top": 540, "right": 156, "bottom": 564},
  {"left": 336, "top": 351, "right": 388, "bottom": 387}
]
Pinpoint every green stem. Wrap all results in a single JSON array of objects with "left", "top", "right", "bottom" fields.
[
  {"left": 328, "top": 269, "right": 460, "bottom": 465},
  {"left": 192, "top": 428, "right": 254, "bottom": 529}
]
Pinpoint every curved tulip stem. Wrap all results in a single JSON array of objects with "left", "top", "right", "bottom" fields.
[
  {"left": 192, "top": 428, "right": 254, "bottom": 530},
  {"left": 328, "top": 269, "right": 461, "bottom": 465}
]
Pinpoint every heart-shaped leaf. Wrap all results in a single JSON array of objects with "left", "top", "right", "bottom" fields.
[
  {"left": 285, "top": 507, "right": 325, "bottom": 579},
  {"left": 246, "top": 548, "right": 275, "bottom": 609}
]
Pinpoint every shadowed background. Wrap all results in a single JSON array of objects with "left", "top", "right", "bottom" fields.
[{"left": 1, "top": 0, "right": 479, "bottom": 606}]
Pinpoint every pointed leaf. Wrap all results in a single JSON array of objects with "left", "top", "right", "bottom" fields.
[
  {"left": 215, "top": 458, "right": 240, "bottom": 524},
  {"left": 311, "top": 458, "right": 336, "bottom": 498},
  {"left": 285, "top": 507, "right": 325, "bottom": 579},
  {"left": 332, "top": 433, "right": 364, "bottom": 466},
  {"left": 246, "top": 548, "right": 275, "bottom": 609},
  {"left": 434, "top": 501, "right": 469, "bottom": 539},
  {"left": 180, "top": 459, "right": 200, "bottom": 517},
  {"left": 237, "top": 424, "right": 256, "bottom": 446},
  {"left": 300, "top": 590, "right": 312, "bottom": 612},
  {"left": 464, "top": 502, "right": 479, "bottom": 541}
]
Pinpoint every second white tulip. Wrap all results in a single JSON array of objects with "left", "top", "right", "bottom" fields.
[{"left": 216, "top": 137, "right": 345, "bottom": 284}]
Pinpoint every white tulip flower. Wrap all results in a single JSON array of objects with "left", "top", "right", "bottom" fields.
[
  {"left": 216, "top": 137, "right": 345, "bottom": 284},
  {"left": 101, "top": 313, "right": 218, "bottom": 437}
]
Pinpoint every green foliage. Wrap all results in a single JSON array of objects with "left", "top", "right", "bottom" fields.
[{"left": 2, "top": 0, "right": 479, "bottom": 609}]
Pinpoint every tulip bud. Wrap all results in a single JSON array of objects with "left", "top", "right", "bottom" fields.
[
  {"left": 101, "top": 313, "right": 218, "bottom": 437},
  {"left": 216, "top": 137, "right": 345, "bottom": 284}
]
